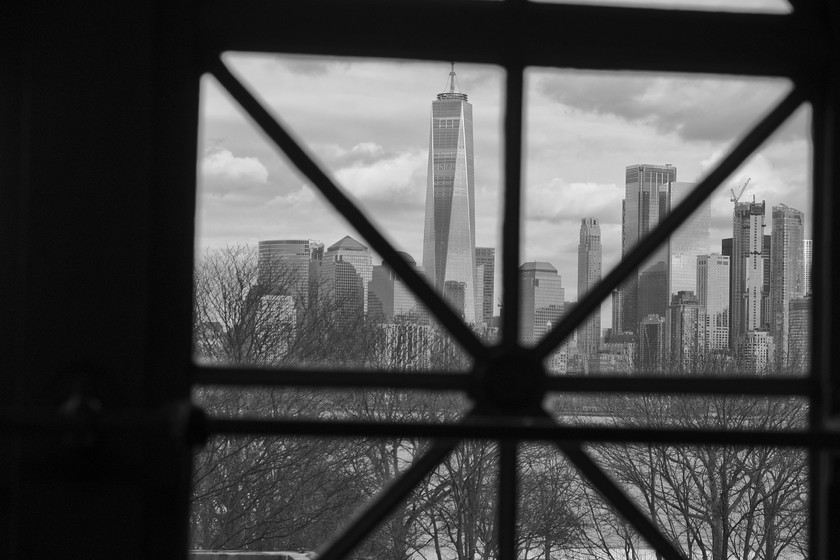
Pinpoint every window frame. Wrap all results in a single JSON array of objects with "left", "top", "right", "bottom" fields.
[{"left": 189, "top": 2, "right": 840, "bottom": 560}]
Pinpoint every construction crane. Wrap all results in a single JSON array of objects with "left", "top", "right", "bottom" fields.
[{"left": 730, "top": 177, "right": 751, "bottom": 203}]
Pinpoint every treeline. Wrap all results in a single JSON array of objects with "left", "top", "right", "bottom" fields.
[{"left": 191, "top": 245, "right": 807, "bottom": 560}]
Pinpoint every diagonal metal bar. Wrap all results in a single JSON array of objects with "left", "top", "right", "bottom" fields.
[
  {"left": 501, "top": 62, "right": 525, "bottom": 348},
  {"left": 498, "top": 440, "right": 518, "bottom": 560},
  {"left": 315, "top": 437, "right": 460, "bottom": 560},
  {"left": 534, "top": 87, "right": 806, "bottom": 359},
  {"left": 560, "top": 444, "right": 687, "bottom": 560},
  {"left": 207, "top": 56, "right": 487, "bottom": 360}
]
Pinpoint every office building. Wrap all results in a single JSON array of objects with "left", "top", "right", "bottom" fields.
[
  {"left": 611, "top": 289, "right": 623, "bottom": 333},
  {"left": 697, "top": 254, "right": 730, "bottom": 351},
  {"left": 770, "top": 204, "right": 805, "bottom": 354},
  {"left": 422, "top": 64, "right": 478, "bottom": 323},
  {"left": 788, "top": 295, "right": 811, "bottom": 371},
  {"left": 730, "top": 200, "right": 767, "bottom": 346},
  {"left": 667, "top": 291, "right": 706, "bottom": 368},
  {"left": 639, "top": 314, "right": 666, "bottom": 372},
  {"left": 638, "top": 261, "right": 668, "bottom": 320},
  {"left": 619, "top": 164, "right": 677, "bottom": 333},
  {"left": 620, "top": 166, "right": 709, "bottom": 333},
  {"left": 322, "top": 235, "right": 373, "bottom": 318},
  {"left": 519, "top": 262, "right": 564, "bottom": 346},
  {"left": 368, "top": 252, "right": 426, "bottom": 324},
  {"left": 258, "top": 239, "right": 324, "bottom": 300},
  {"left": 577, "top": 218, "right": 602, "bottom": 355},
  {"left": 738, "top": 330, "right": 775, "bottom": 373},
  {"left": 475, "top": 247, "right": 496, "bottom": 327}
]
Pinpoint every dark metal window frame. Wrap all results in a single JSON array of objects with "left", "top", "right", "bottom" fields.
[{"left": 192, "top": 2, "right": 840, "bottom": 560}]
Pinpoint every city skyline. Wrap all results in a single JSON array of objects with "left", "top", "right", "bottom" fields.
[{"left": 198, "top": 55, "right": 812, "bottom": 323}]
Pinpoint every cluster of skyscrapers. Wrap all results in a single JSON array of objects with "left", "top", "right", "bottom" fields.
[
  {"left": 609, "top": 164, "right": 811, "bottom": 372},
  {"left": 255, "top": 67, "right": 811, "bottom": 373}
]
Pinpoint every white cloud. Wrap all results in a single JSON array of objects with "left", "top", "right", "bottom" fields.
[
  {"left": 526, "top": 179, "right": 623, "bottom": 223},
  {"left": 201, "top": 148, "right": 268, "bottom": 187},
  {"left": 335, "top": 149, "right": 426, "bottom": 201}
]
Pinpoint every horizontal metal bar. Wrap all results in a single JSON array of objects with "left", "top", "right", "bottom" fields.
[
  {"left": 204, "top": 417, "right": 838, "bottom": 448},
  {"left": 193, "top": 365, "right": 811, "bottom": 397},
  {"left": 535, "top": 87, "right": 806, "bottom": 358},
  {"left": 544, "top": 375, "right": 810, "bottom": 396},
  {"left": 192, "top": 365, "right": 472, "bottom": 391},
  {"left": 198, "top": 0, "right": 824, "bottom": 79},
  {"left": 207, "top": 57, "right": 488, "bottom": 360}
]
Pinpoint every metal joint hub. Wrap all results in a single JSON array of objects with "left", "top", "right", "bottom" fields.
[{"left": 473, "top": 347, "right": 546, "bottom": 413}]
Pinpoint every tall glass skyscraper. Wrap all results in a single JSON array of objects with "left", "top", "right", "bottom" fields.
[
  {"left": 422, "top": 64, "right": 478, "bottom": 323},
  {"left": 621, "top": 165, "right": 709, "bottom": 334},
  {"left": 577, "top": 218, "right": 602, "bottom": 355},
  {"left": 620, "top": 164, "right": 677, "bottom": 333},
  {"left": 770, "top": 204, "right": 805, "bottom": 355}
]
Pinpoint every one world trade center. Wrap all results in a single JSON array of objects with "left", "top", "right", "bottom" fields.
[{"left": 422, "top": 64, "right": 478, "bottom": 324}]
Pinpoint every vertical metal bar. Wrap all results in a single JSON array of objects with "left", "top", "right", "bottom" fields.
[
  {"left": 498, "top": 440, "right": 518, "bottom": 560},
  {"left": 500, "top": 62, "right": 524, "bottom": 349},
  {"left": 810, "top": 2, "right": 840, "bottom": 557}
]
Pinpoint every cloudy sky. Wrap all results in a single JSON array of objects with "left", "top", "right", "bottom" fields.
[{"left": 196, "top": 42, "right": 810, "bottom": 324}]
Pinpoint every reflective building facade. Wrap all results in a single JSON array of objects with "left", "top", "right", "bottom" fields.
[
  {"left": 519, "top": 262, "right": 564, "bottom": 346},
  {"left": 322, "top": 235, "right": 373, "bottom": 320},
  {"left": 369, "top": 252, "right": 426, "bottom": 324},
  {"left": 666, "top": 181, "right": 711, "bottom": 298},
  {"left": 770, "top": 204, "right": 805, "bottom": 354},
  {"left": 422, "top": 65, "right": 478, "bottom": 323},
  {"left": 620, "top": 164, "right": 677, "bottom": 333},
  {"left": 697, "top": 254, "right": 730, "bottom": 351},
  {"left": 258, "top": 239, "right": 324, "bottom": 300},
  {"left": 667, "top": 290, "right": 706, "bottom": 368}
]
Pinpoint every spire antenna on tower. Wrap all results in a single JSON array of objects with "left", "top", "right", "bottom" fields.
[{"left": 449, "top": 61, "right": 456, "bottom": 93}]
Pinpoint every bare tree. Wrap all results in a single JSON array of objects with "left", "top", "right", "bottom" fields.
[{"left": 577, "top": 353, "right": 807, "bottom": 560}]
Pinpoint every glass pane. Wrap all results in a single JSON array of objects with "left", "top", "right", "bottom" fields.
[
  {"left": 191, "top": 438, "right": 498, "bottom": 556},
  {"left": 533, "top": 0, "right": 790, "bottom": 13},
  {"left": 582, "top": 444, "right": 808, "bottom": 560},
  {"left": 194, "top": 54, "right": 510, "bottom": 372},
  {"left": 216, "top": 53, "right": 504, "bottom": 333},
  {"left": 523, "top": 68, "right": 811, "bottom": 376},
  {"left": 518, "top": 445, "right": 585, "bottom": 557}
]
